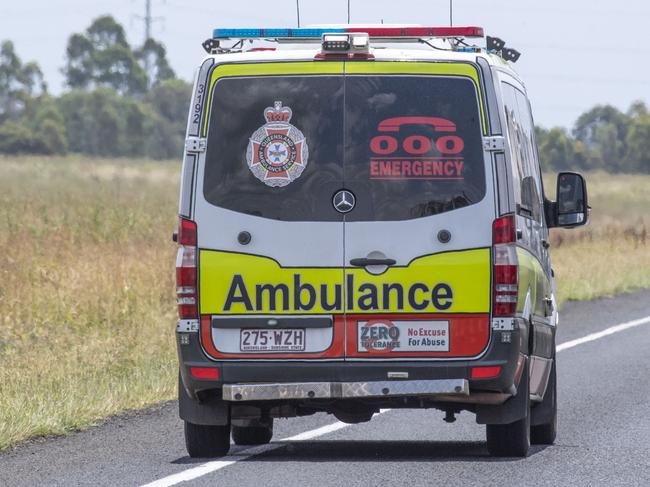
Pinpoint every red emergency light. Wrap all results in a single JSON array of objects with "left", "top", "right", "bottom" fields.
[{"left": 360, "top": 26, "right": 484, "bottom": 38}]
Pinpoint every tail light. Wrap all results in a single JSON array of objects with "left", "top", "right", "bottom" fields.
[
  {"left": 471, "top": 365, "right": 502, "bottom": 379},
  {"left": 492, "top": 215, "right": 518, "bottom": 317},
  {"left": 176, "top": 218, "right": 198, "bottom": 319},
  {"left": 190, "top": 367, "right": 219, "bottom": 380}
]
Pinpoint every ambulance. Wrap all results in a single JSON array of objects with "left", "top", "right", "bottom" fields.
[{"left": 174, "top": 25, "right": 589, "bottom": 458}]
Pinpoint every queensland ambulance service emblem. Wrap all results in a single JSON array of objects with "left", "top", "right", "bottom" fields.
[{"left": 246, "top": 101, "right": 309, "bottom": 188}]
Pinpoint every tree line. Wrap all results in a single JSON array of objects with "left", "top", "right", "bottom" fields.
[
  {"left": 1, "top": 16, "right": 649, "bottom": 171},
  {"left": 0, "top": 16, "right": 191, "bottom": 159},
  {"left": 536, "top": 102, "right": 650, "bottom": 173}
]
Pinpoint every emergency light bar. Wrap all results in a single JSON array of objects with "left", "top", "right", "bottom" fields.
[{"left": 212, "top": 26, "right": 484, "bottom": 40}]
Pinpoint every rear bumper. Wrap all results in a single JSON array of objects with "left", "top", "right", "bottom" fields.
[
  {"left": 177, "top": 318, "right": 541, "bottom": 426},
  {"left": 178, "top": 320, "right": 528, "bottom": 402},
  {"left": 223, "top": 378, "right": 469, "bottom": 401}
]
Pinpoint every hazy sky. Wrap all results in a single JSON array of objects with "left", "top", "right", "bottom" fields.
[{"left": 2, "top": 0, "right": 650, "bottom": 128}]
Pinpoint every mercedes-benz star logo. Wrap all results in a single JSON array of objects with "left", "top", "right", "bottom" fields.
[{"left": 333, "top": 189, "right": 356, "bottom": 214}]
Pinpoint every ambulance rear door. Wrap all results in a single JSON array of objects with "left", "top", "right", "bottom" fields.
[
  {"left": 341, "top": 62, "right": 495, "bottom": 360},
  {"left": 195, "top": 62, "right": 347, "bottom": 361}
]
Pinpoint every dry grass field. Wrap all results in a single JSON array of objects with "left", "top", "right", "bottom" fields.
[
  {"left": 544, "top": 172, "right": 650, "bottom": 303},
  {"left": 0, "top": 157, "right": 648, "bottom": 450},
  {"left": 0, "top": 157, "right": 179, "bottom": 450}
]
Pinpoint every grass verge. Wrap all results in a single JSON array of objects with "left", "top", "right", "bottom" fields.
[
  {"left": 546, "top": 171, "right": 650, "bottom": 304},
  {"left": 0, "top": 156, "right": 178, "bottom": 450}
]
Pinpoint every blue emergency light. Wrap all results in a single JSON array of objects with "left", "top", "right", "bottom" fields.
[{"left": 213, "top": 28, "right": 347, "bottom": 39}]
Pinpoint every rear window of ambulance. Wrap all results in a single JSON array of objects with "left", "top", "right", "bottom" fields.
[
  {"left": 203, "top": 76, "right": 345, "bottom": 222},
  {"left": 343, "top": 76, "right": 486, "bottom": 221},
  {"left": 203, "top": 74, "right": 485, "bottom": 221}
]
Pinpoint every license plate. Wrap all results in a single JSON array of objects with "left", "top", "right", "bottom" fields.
[{"left": 239, "top": 329, "right": 306, "bottom": 352}]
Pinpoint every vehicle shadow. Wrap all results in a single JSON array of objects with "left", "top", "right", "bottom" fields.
[{"left": 172, "top": 440, "right": 548, "bottom": 464}]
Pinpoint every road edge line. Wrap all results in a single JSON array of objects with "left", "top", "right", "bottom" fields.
[{"left": 557, "top": 315, "right": 650, "bottom": 352}]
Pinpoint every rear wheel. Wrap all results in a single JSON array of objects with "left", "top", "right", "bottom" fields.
[
  {"left": 531, "top": 361, "right": 557, "bottom": 445},
  {"left": 184, "top": 421, "right": 231, "bottom": 458},
  {"left": 486, "top": 412, "right": 530, "bottom": 457},
  {"left": 232, "top": 420, "right": 274, "bottom": 445},
  {"left": 486, "top": 369, "right": 531, "bottom": 457}
]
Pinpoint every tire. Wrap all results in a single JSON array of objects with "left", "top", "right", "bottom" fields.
[
  {"left": 232, "top": 420, "right": 274, "bottom": 446},
  {"left": 184, "top": 421, "right": 231, "bottom": 458},
  {"left": 486, "top": 370, "right": 531, "bottom": 457},
  {"left": 531, "top": 361, "right": 557, "bottom": 445}
]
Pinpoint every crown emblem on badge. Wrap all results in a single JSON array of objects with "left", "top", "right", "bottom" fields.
[
  {"left": 264, "top": 101, "right": 293, "bottom": 123},
  {"left": 246, "top": 101, "right": 309, "bottom": 188}
]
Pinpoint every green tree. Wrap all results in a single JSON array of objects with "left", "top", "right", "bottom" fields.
[
  {"left": 573, "top": 105, "right": 629, "bottom": 170},
  {"left": 0, "top": 121, "right": 35, "bottom": 153},
  {"left": 63, "top": 16, "right": 147, "bottom": 95},
  {"left": 572, "top": 140, "right": 589, "bottom": 169},
  {"left": 58, "top": 88, "right": 162, "bottom": 158},
  {"left": 144, "top": 79, "right": 192, "bottom": 158},
  {"left": 0, "top": 40, "right": 46, "bottom": 122},
  {"left": 58, "top": 89, "right": 124, "bottom": 155},
  {"left": 136, "top": 38, "right": 176, "bottom": 87},
  {"left": 627, "top": 100, "right": 648, "bottom": 118},
  {"left": 538, "top": 127, "right": 573, "bottom": 171},
  {"left": 591, "top": 122, "right": 625, "bottom": 171},
  {"left": 0, "top": 100, "right": 67, "bottom": 155},
  {"left": 31, "top": 97, "right": 68, "bottom": 154},
  {"left": 624, "top": 113, "right": 650, "bottom": 173}
]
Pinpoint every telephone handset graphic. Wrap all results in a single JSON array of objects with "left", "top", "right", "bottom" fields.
[
  {"left": 377, "top": 117, "right": 458, "bottom": 134},
  {"left": 371, "top": 116, "right": 464, "bottom": 156}
]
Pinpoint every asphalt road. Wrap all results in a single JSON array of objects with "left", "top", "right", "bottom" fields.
[{"left": 2, "top": 290, "right": 650, "bottom": 487}]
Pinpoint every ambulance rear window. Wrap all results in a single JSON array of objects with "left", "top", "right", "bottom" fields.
[
  {"left": 343, "top": 76, "right": 486, "bottom": 221},
  {"left": 203, "top": 76, "right": 344, "bottom": 222},
  {"left": 203, "top": 74, "right": 485, "bottom": 221}
]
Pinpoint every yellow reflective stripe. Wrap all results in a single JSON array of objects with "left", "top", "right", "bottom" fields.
[
  {"left": 202, "top": 62, "right": 345, "bottom": 135},
  {"left": 199, "top": 248, "right": 491, "bottom": 315},
  {"left": 345, "top": 61, "right": 487, "bottom": 133},
  {"left": 516, "top": 246, "right": 548, "bottom": 314}
]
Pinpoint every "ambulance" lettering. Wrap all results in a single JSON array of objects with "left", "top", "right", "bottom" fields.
[{"left": 222, "top": 274, "right": 453, "bottom": 312}]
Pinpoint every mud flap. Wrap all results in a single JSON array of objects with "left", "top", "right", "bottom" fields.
[
  {"left": 476, "top": 357, "right": 529, "bottom": 425},
  {"left": 531, "top": 359, "right": 556, "bottom": 426},
  {"left": 178, "top": 374, "right": 230, "bottom": 426}
]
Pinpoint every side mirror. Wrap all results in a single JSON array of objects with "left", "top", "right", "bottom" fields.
[{"left": 554, "top": 172, "right": 589, "bottom": 228}]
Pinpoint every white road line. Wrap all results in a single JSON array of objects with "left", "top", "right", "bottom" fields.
[
  {"left": 142, "top": 314, "right": 650, "bottom": 487},
  {"left": 141, "top": 412, "right": 388, "bottom": 487},
  {"left": 557, "top": 315, "right": 650, "bottom": 352}
]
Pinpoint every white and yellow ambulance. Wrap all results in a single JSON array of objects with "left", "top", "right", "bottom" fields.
[{"left": 174, "top": 25, "right": 589, "bottom": 458}]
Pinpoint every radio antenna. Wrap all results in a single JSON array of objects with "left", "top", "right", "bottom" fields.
[
  {"left": 296, "top": 0, "right": 301, "bottom": 27},
  {"left": 449, "top": 0, "right": 453, "bottom": 26},
  {"left": 348, "top": 0, "right": 351, "bottom": 24}
]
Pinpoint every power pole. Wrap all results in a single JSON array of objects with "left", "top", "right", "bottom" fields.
[
  {"left": 143, "top": 0, "right": 152, "bottom": 86},
  {"left": 296, "top": 0, "right": 301, "bottom": 27},
  {"left": 449, "top": 0, "right": 453, "bottom": 27},
  {"left": 137, "top": 0, "right": 163, "bottom": 87},
  {"left": 145, "top": 0, "right": 152, "bottom": 43}
]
